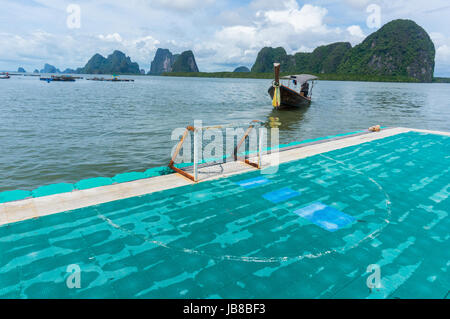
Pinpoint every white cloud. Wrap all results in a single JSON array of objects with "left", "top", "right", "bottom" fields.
[
  {"left": 347, "top": 25, "right": 365, "bottom": 38},
  {"left": 98, "top": 33, "right": 123, "bottom": 42},
  {"left": 435, "top": 43, "right": 450, "bottom": 75},
  {"left": 437, "top": 45, "right": 450, "bottom": 62},
  {"left": 260, "top": 2, "right": 329, "bottom": 33},
  {"left": 1, "top": 0, "right": 450, "bottom": 75},
  {"left": 92, "top": 34, "right": 161, "bottom": 69},
  {"left": 215, "top": 26, "right": 258, "bottom": 50},
  {"left": 198, "top": 1, "right": 366, "bottom": 70},
  {"left": 429, "top": 32, "right": 450, "bottom": 74},
  {"left": 0, "top": 29, "right": 162, "bottom": 72}
]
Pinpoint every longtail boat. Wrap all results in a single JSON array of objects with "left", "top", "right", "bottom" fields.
[{"left": 268, "top": 63, "right": 318, "bottom": 108}]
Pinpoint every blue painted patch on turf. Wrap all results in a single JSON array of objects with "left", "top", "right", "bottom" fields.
[
  {"left": 262, "top": 187, "right": 300, "bottom": 203},
  {"left": 294, "top": 202, "right": 355, "bottom": 232},
  {"left": 236, "top": 176, "right": 270, "bottom": 188}
]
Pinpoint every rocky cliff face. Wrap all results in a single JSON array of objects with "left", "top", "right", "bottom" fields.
[
  {"left": 148, "top": 48, "right": 177, "bottom": 74},
  {"left": 149, "top": 49, "right": 198, "bottom": 74},
  {"left": 251, "top": 19, "right": 435, "bottom": 82},
  {"left": 62, "top": 68, "right": 76, "bottom": 74},
  {"left": 78, "top": 51, "right": 140, "bottom": 74},
  {"left": 40, "top": 63, "right": 60, "bottom": 73},
  {"left": 171, "top": 50, "right": 199, "bottom": 72},
  {"left": 338, "top": 19, "right": 435, "bottom": 82}
]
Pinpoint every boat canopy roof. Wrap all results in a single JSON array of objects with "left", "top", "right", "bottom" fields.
[{"left": 280, "top": 74, "right": 318, "bottom": 83}]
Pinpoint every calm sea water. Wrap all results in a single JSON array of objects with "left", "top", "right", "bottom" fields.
[{"left": 0, "top": 75, "right": 449, "bottom": 192}]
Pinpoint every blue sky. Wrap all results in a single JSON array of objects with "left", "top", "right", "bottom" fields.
[{"left": 1, "top": 0, "right": 450, "bottom": 76}]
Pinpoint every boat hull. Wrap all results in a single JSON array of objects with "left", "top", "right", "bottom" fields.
[
  {"left": 52, "top": 78, "right": 75, "bottom": 82},
  {"left": 268, "top": 85, "right": 311, "bottom": 108}
]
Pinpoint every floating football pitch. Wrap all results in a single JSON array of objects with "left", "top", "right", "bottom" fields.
[{"left": 0, "top": 131, "right": 448, "bottom": 298}]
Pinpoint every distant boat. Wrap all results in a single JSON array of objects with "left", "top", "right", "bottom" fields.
[
  {"left": 51, "top": 75, "right": 76, "bottom": 81},
  {"left": 87, "top": 74, "right": 134, "bottom": 82},
  {"left": 0, "top": 72, "right": 10, "bottom": 79},
  {"left": 40, "top": 75, "right": 76, "bottom": 82},
  {"left": 268, "top": 63, "right": 318, "bottom": 108}
]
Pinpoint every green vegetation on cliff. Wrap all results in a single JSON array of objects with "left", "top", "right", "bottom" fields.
[
  {"left": 251, "top": 47, "right": 292, "bottom": 73},
  {"left": 338, "top": 19, "right": 435, "bottom": 82},
  {"left": 305, "top": 42, "right": 352, "bottom": 74},
  {"left": 171, "top": 50, "right": 199, "bottom": 72},
  {"left": 433, "top": 77, "right": 450, "bottom": 83},
  {"left": 251, "top": 19, "right": 435, "bottom": 82},
  {"left": 78, "top": 50, "right": 140, "bottom": 74},
  {"left": 251, "top": 42, "right": 351, "bottom": 74},
  {"left": 233, "top": 66, "right": 250, "bottom": 72},
  {"left": 149, "top": 49, "right": 199, "bottom": 74}
]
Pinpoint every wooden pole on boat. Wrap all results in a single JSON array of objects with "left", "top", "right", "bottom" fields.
[
  {"left": 274, "top": 63, "right": 280, "bottom": 85},
  {"left": 272, "top": 63, "right": 281, "bottom": 107}
]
